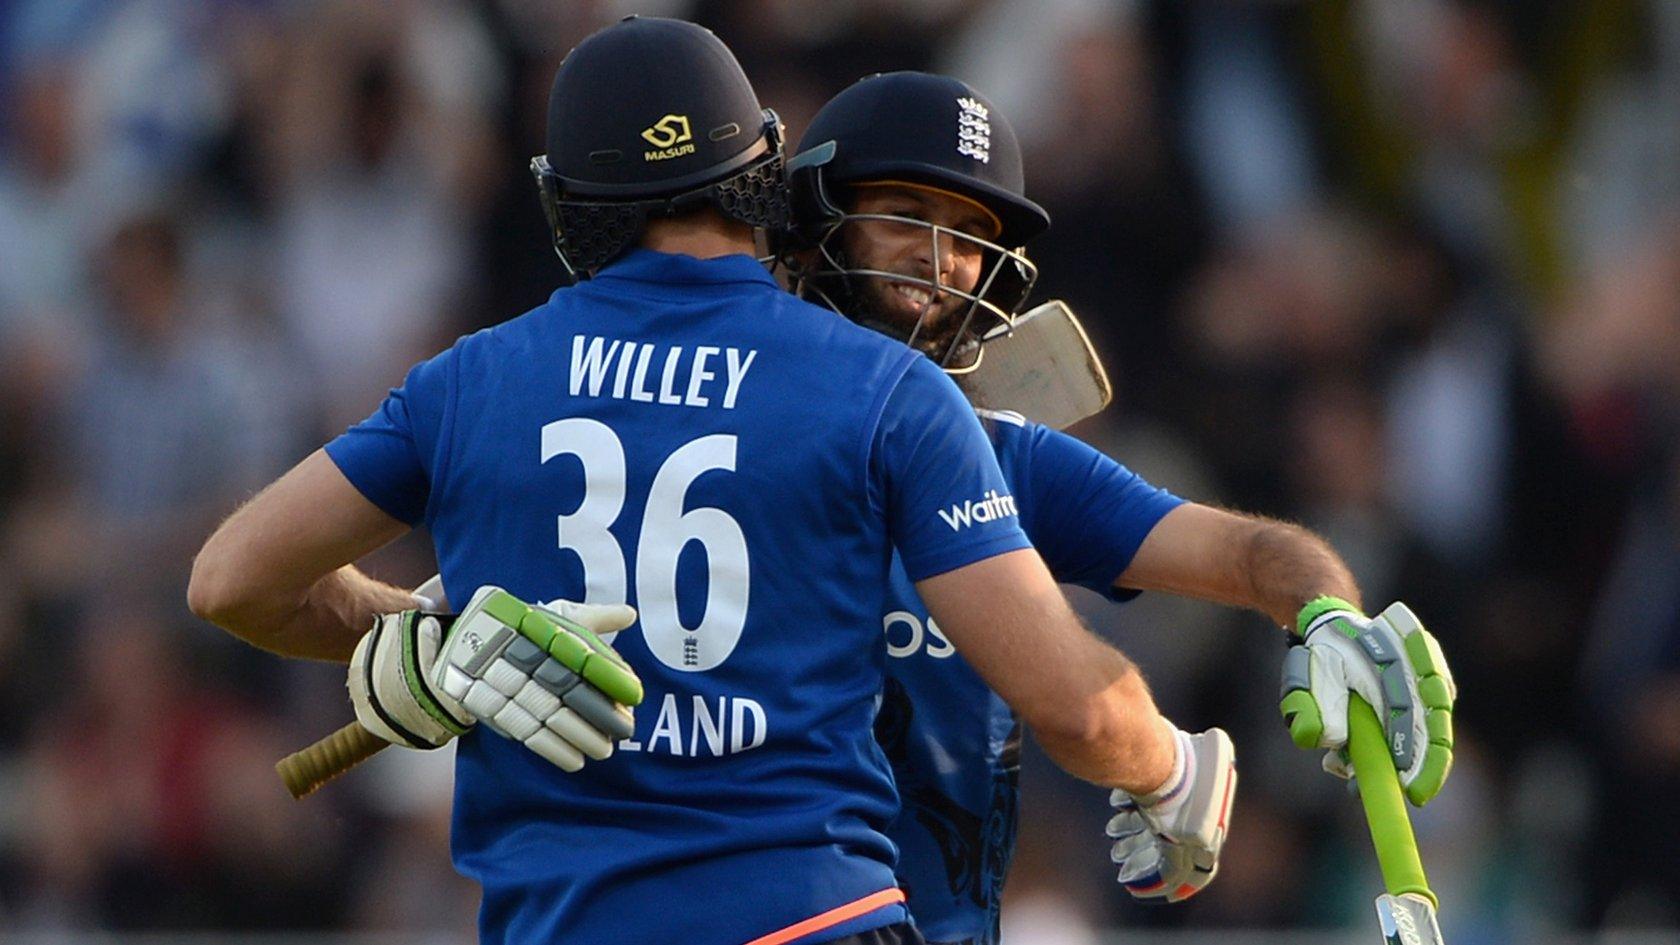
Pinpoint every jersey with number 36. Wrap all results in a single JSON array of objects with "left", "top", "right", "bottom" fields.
[{"left": 325, "top": 250, "right": 1032, "bottom": 945}]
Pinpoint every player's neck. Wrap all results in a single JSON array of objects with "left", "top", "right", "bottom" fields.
[{"left": 640, "top": 211, "right": 756, "bottom": 260}]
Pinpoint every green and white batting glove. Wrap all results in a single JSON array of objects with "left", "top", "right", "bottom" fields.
[
  {"left": 431, "top": 586, "right": 643, "bottom": 772},
  {"left": 1279, "top": 598, "right": 1457, "bottom": 806},
  {"left": 349, "top": 606, "right": 477, "bottom": 751},
  {"left": 1107, "top": 725, "right": 1237, "bottom": 904}
]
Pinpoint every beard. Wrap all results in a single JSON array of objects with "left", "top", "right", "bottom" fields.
[{"left": 850, "top": 274, "right": 985, "bottom": 369}]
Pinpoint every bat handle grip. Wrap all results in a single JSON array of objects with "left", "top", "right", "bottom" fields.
[
  {"left": 1347, "top": 695, "right": 1438, "bottom": 907},
  {"left": 276, "top": 721, "right": 387, "bottom": 799}
]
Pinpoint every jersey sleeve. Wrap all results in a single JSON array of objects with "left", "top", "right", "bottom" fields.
[
  {"left": 323, "top": 346, "right": 455, "bottom": 526},
  {"left": 1017, "top": 424, "right": 1183, "bottom": 601},
  {"left": 869, "top": 356, "right": 1032, "bottom": 581}
]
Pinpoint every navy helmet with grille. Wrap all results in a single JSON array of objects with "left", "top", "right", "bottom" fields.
[
  {"left": 531, "top": 16, "right": 788, "bottom": 280},
  {"left": 788, "top": 72, "right": 1048, "bottom": 248},
  {"left": 784, "top": 72, "right": 1049, "bottom": 372}
]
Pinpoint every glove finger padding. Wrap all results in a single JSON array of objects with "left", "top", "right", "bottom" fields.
[
  {"left": 412, "top": 573, "right": 449, "bottom": 612},
  {"left": 539, "top": 598, "right": 639, "bottom": 649},
  {"left": 1109, "top": 727, "right": 1236, "bottom": 904},
  {"left": 1279, "top": 599, "right": 1457, "bottom": 807},
  {"left": 349, "top": 611, "right": 476, "bottom": 750},
  {"left": 1376, "top": 602, "right": 1457, "bottom": 806},
  {"left": 1322, "top": 747, "right": 1354, "bottom": 781},
  {"left": 1115, "top": 844, "right": 1170, "bottom": 901},
  {"left": 1105, "top": 809, "right": 1151, "bottom": 846},
  {"left": 433, "top": 586, "right": 642, "bottom": 773}
]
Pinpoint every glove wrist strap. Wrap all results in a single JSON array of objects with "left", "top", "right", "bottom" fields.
[
  {"left": 1294, "top": 595, "right": 1360, "bottom": 638},
  {"left": 1136, "top": 720, "right": 1188, "bottom": 806}
]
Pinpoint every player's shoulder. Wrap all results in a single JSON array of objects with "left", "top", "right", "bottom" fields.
[
  {"left": 973, "top": 411, "right": 1113, "bottom": 481},
  {"left": 775, "top": 291, "right": 923, "bottom": 360},
  {"left": 973, "top": 407, "right": 1044, "bottom": 448},
  {"left": 749, "top": 294, "right": 933, "bottom": 405},
  {"left": 391, "top": 300, "right": 548, "bottom": 401},
  {"left": 445, "top": 295, "right": 560, "bottom": 360},
  {"left": 974, "top": 407, "right": 1030, "bottom": 431}
]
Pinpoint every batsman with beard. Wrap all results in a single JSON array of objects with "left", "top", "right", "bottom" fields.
[{"left": 781, "top": 72, "right": 1459, "bottom": 945}]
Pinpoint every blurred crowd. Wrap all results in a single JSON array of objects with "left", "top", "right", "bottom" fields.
[{"left": 1, "top": 0, "right": 1677, "bottom": 940}]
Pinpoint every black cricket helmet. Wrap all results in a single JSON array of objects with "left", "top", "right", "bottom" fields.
[
  {"left": 784, "top": 71, "right": 1049, "bottom": 372},
  {"left": 532, "top": 16, "right": 788, "bottom": 280}
]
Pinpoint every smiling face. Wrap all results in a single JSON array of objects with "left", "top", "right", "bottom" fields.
[{"left": 835, "top": 182, "right": 1004, "bottom": 363}]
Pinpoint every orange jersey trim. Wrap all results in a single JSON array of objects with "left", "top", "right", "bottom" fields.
[{"left": 741, "top": 887, "right": 907, "bottom": 945}]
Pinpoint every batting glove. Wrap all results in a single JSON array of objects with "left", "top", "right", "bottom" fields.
[
  {"left": 1279, "top": 599, "right": 1457, "bottom": 806},
  {"left": 349, "top": 607, "right": 477, "bottom": 751},
  {"left": 432, "top": 586, "right": 643, "bottom": 772},
  {"left": 1107, "top": 725, "right": 1236, "bottom": 903}
]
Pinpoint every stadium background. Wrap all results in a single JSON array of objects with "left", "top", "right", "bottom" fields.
[{"left": 1, "top": 0, "right": 1677, "bottom": 942}]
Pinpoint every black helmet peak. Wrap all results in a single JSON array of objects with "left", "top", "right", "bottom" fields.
[{"left": 790, "top": 72, "right": 1048, "bottom": 247}]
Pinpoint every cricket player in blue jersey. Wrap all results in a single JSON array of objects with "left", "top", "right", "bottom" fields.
[
  {"left": 780, "top": 72, "right": 1461, "bottom": 945},
  {"left": 190, "top": 20, "right": 1223, "bottom": 945}
]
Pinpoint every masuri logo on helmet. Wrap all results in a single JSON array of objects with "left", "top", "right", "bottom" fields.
[
  {"left": 641, "top": 114, "right": 696, "bottom": 160},
  {"left": 530, "top": 16, "right": 789, "bottom": 282}
]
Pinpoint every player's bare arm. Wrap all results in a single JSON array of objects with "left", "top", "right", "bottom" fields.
[
  {"left": 193, "top": 451, "right": 644, "bottom": 777},
  {"left": 1115, "top": 502, "right": 1455, "bottom": 805},
  {"left": 1117, "top": 502, "right": 1361, "bottom": 627},
  {"left": 918, "top": 547, "right": 1236, "bottom": 907},
  {"left": 188, "top": 448, "right": 414, "bottom": 661},
  {"left": 916, "top": 548, "right": 1175, "bottom": 793}
]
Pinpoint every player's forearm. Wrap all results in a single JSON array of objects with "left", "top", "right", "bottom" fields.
[
  {"left": 1122, "top": 505, "right": 1361, "bottom": 630},
  {"left": 917, "top": 549, "right": 1176, "bottom": 792},
  {"left": 188, "top": 448, "right": 416, "bottom": 660},
  {"left": 1238, "top": 519, "right": 1361, "bottom": 628},
  {"left": 257, "top": 565, "right": 416, "bottom": 662},
  {"left": 1031, "top": 648, "right": 1177, "bottom": 793},
  {"left": 192, "top": 562, "right": 413, "bottom": 662}
]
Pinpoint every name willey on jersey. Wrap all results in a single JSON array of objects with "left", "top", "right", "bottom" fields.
[{"left": 568, "top": 334, "right": 757, "bottom": 410}]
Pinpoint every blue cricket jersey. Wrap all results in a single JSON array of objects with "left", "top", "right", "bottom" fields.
[
  {"left": 324, "top": 250, "right": 1034, "bottom": 945},
  {"left": 876, "top": 408, "right": 1184, "bottom": 945}
]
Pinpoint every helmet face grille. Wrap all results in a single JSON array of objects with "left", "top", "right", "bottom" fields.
[
  {"left": 790, "top": 205, "right": 1039, "bottom": 374},
  {"left": 712, "top": 154, "right": 790, "bottom": 232},
  {"left": 556, "top": 202, "right": 648, "bottom": 274}
]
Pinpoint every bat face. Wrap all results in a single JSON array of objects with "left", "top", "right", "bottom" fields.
[
  {"left": 955, "top": 299, "right": 1112, "bottom": 430},
  {"left": 1376, "top": 893, "right": 1445, "bottom": 945}
]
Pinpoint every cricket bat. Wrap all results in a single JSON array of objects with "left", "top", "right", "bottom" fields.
[
  {"left": 1348, "top": 693, "right": 1447, "bottom": 944},
  {"left": 957, "top": 299, "right": 1112, "bottom": 430},
  {"left": 277, "top": 721, "right": 386, "bottom": 799},
  {"left": 276, "top": 574, "right": 449, "bottom": 799}
]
